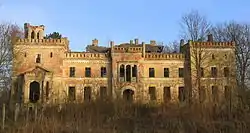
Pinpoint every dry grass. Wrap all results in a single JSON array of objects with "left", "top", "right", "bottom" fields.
[{"left": 0, "top": 98, "right": 249, "bottom": 133}]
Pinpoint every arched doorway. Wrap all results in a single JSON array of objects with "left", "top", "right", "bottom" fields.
[
  {"left": 29, "top": 81, "right": 40, "bottom": 103},
  {"left": 123, "top": 89, "right": 134, "bottom": 102}
]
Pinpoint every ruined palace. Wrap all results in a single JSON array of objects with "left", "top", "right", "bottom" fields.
[{"left": 11, "top": 23, "right": 237, "bottom": 104}]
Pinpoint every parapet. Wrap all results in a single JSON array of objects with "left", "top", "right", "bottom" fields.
[
  {"left": 144, "top": 53, "right": 184, "bottom": 60},
  {"left": 113, "top": 47, "right": 142, "bottom": 53},
  {"left": 14, "top": 37, "right": 69, "bottom": 46},
  {"left": 190, "top": 41, "right": 235, "bottom": 48},
  {"left": 65, "top": 52, "right": 109, "bottom": 59}
]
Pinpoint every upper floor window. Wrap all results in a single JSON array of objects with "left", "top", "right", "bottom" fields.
[
  {"left": 132, "top": 65, "right": 137, "bottom": 77},
  {"left": 120, "top": 65, "right": 125, "bottom": 77},
  {"left": 212, "top": 54, "right": 215, "bottom": 60},
  {"left": 224, "top": 67, "right": 229, "bottom": 77},
  {"left": 101, "top": 67, "right": 107, "bottom": 77},
  {"left": 36, "top": 54, "right": 41, "bottom": 63},
  {"left": 211, "top": 67, "right": 217, "bottom": 77},
  {"left": 50, "top": 52, "right": 53, "bottom": 58},
  {"left": 149, "top": 68, "right": 155, "bottom": 77},
  {"left": 85, "top": 67, "right": 91, "bottom": 77},
  {"left": 179, "top": 68, "right": 184, "bottom": 78},
  {"left": 126, "top": 65, "right": 131, "bottom": 82},
  {"left": 69, "top": 67, "right": 75, "bottom": 77},
  {"left": 164, "top": 68, "right": 169, "bottom": 78},
  {"left": 31, "top": 31, "right": 35, "bottom": 39}
]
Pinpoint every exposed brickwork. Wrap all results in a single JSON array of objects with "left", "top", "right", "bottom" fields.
[{"left": 11, "top": 23, "right": 237, "bottom": 104}]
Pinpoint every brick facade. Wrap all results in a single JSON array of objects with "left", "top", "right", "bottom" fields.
[{"left": 11, "top": 23, "right": 237, "bottom": 104}]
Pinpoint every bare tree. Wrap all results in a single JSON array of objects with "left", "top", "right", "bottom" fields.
[
  {"left": 179, "top": 10, "right": 213, "bottom": 104},
  {"left": 163, "top": 40, "right": 179, "bottom": 53},
  {"left": 180, "top": 10, "right": 211, "bottom": 41},
  {"left": 210, "top": 21, "right": 250, "bottom": 90},
  {"left": 0, "top": 22, "right": 23, "bottom": 102}
]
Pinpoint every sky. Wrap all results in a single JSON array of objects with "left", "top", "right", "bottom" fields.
[{"left": 0, "top": 0, "right": 250, "bottom": 51}]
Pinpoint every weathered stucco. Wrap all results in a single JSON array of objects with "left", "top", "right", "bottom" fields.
[{"left": 11, "top": 23, "right": 237, "bottom": 104}]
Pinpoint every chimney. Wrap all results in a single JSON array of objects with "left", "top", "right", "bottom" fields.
[
  {"left": 110, "top": 41, "right": 114, "bottom": 47},
  {"left": 134, "top": 38, "right": 138, "bottom": 45},
  {"left": 92, "top": 39, "right": 98, "bottom": 46},
  {"left": 150, "top": 40, "right": 156, "bottom": 45},
  {"left": 130, "top": 40, "right": 133, "bottom": 45},
  {"left": 142, "top": 42, "right": 145, "bottom": 57},
  {"left": 207, "top": 34, "right": 213, "bottom": 42},
  {"left": 180, "top": 39, "right": 184, "bottom": 46}
]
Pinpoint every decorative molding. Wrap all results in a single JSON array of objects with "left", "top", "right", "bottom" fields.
[{"left": 63, "top": 60, "right": 110, "bottom": 64}]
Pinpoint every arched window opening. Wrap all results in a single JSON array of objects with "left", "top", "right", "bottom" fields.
[
  {"left": 132, "top": 65, "right": 137, "bottom": 77},
  {"left": 120, "top": 65, "right": 125, "bottom": 77},
  {"left": 29, "top": 81, "right": 40, "bottom": 103},
  {"left": 37, "top": 32, "right": 40, "bottom": 39},
  {"left": 126, "top": 65, "right": 131, "bottom": 82},
  {"left": 123, "top": 89, "right": 134, "bottom": 102},
  {"left": 212, "top": 54, "right": 215, "bottom": 59},
  {"left": 50, "top": 52, "right": 53, "bottom": 58},
  {"left": 31, "top": 31, "right": 35, "bottom": 39}
]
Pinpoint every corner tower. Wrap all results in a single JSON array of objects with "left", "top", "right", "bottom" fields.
[
  {"left": 24, "top": 23, "right": 45, "bottom": 39},
  {"left": 12, "top": 23, "right": 69, "bottom": 104}
]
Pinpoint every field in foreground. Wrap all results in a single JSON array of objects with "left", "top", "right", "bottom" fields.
[{"left": 1, "top": 99, "right": 250, "bottom": 133}]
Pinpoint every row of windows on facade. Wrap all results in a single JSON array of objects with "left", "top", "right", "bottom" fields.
[
  {"left": 25, "top": 53, "right": 54, "bottom": 63},
  {"left": 68, "top": 66, "right": 230, "bottom": 78},
  {"left": 69, "top": 67, "right": 107, "bottom": 77},
  {"left": 29, "top": 31, "right": 40, "bottom": 39},
  {"left": 67, "top": 86, "right": 232, "bottom": 102}
]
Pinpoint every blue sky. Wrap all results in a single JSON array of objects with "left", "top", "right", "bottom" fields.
[{"left": 0, "top": 0, "right": 250, "bottom": 51}]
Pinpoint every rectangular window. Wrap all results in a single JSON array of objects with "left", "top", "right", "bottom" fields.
[
  {"left": 149, "top": 87, "right": 156, "bottom": 101},
  {"left": 224, "top": 67, "right": 229, "bottom": 77},
  {"left": 149, "top": 68, "right": 155, "bottom": 77},
  {"left": 212, "top": 86, "right": 218, "bottom": 102},
  {"left": 224, "top": 86, "right": 231, "bottom": 100},
  {"left": 101, "top": 67, "right": 107, "bottom": 77},
  {"left": 100, "top": 86, "right": 107, "bottom": 99},
  {"left": 36, "top": 54, "right": 41, "bottom": 63},
  {"left": 200, "top": 67, "right": 204, "bottom": 77},
  {"left": 68, "top": 86, "right": 76, "bottom": 101},
  {"left": 45, "top": 82, "right": 49, "bottom": 100},
  {"left": 69, "top": 67, "right": 75, "bottom": 77},
  {"left": 199, "top": 86, "right": 206, "bottom": 102},
  {"left": 178, "top": 87, "right": 185, "bottom": 102},
  {"left": 84, "top": 86, "right": 91, "bottom": 102},
  {"left": 211, "top": 67, "right": 217, "bottom": 77},
  {"left": 85, "top": 67, "right": 91, "bottom": 77},
  {"left": 164, "top": 68, "right": 169, "bottom": 77},
  {"left": 163, "top": 87, "right": 171, "bottom": 102},
  {"left": 179, "top": 68, "right": 184, "bottom": 78}
]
